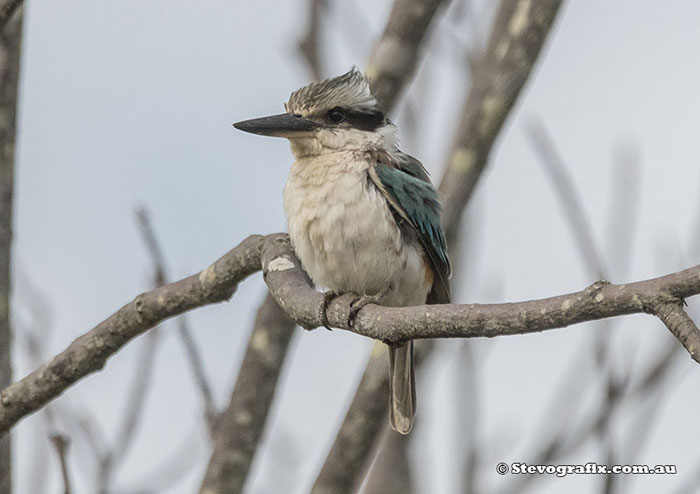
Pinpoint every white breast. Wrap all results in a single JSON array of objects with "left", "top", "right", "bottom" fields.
[{"left": 283, "top": 151, "right": 430, "bottom": 307}]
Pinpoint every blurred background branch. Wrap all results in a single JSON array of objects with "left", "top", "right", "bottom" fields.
[
  {"left": 0, "top": 0, "right": 20, "bottom": 30},
  {"left": 0, "top": 9, "right": 21, "bottom": 494},
  {"left": 297, "top": 0, "right": 327, "bottom": 81},
  {"left": 315, "top": 1, "right": 564, "bottom": 490},
  {"left": 3, "top": 2, "right": 700, "bottom": 493}
]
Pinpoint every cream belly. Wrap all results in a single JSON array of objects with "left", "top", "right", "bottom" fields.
[{"left": 283, "top": 151, "right": 430, "bottom": 307}]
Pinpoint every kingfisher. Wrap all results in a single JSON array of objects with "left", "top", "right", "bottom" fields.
[{"left": 234, "top": 68, "right": 450, "bottom": 434}]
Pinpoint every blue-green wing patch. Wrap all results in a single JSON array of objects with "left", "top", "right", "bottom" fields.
[{"left": 372, "top": 156, "right": 451, "bottom": 304}]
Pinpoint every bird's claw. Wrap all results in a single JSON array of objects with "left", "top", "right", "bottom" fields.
[
  {"left": 348, "top": 286, "right": 391, "bottom": 328},
  {"left": 318, "top": 291, "right": 339, "bottom": 330}
]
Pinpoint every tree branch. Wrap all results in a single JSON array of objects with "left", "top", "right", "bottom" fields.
[
  {"left": 311, "top": 343, "right": 390, "bottom": 494},
  {"left": 440, "top": 0, "right": 564, "bottom": 243},
  {"left": 135, "top": 208, "right": 216, "bottom": 427},
  {"left": 199, "top": 294, "right": 295, "bottom": 494},
  {"left": 261, "top": 234, "right": 700, "bottom": 352},
  {"left": 297, "top": 0, "right": 326, "bottom": 81},
  {"left": 203, "top": 1, "right": 454, "bottom": 490},
  {"left": 0, "top": 10, "right": 22, "bottom": 494},
  {"left": 0, "top": 234, "right": 265, "bottom": 435},
  {"left": 315, "top": 0, "right": 563, "bottom": 488},
  {"left": 655, "top": 302, "right": 700, "bottom": 362},
  {"left": 1, "top": 231, "right": 699, "bottom": 442},
  {"left": 50, "top": 434, "right": 72, "bottom": 494},
  {"left": 0, "top": 0, "right": 20, "bottom": 30},
  {"left": 366, "top": 0, "right": 450, "bottom": 111}
]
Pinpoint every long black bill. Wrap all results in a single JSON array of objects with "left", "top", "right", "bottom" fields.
[{"left": 233, "top": 112, "right": 319, "bottom": 138}]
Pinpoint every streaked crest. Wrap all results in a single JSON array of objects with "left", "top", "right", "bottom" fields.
[{"left": 286, "top": 67, "right": 379, "bottom": 115}]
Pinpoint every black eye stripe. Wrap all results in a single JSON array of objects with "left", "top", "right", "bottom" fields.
[{"left": 343, "top": 109, "right": 386, "bottom": 131}]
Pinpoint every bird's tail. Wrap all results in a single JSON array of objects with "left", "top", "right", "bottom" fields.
[{"left": 388, "top": 341, "right": 416, "bottom": 435}]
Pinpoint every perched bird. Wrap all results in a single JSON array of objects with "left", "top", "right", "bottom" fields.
[{"left": 234, "top": 68, "right": 450, "bottom": 434}]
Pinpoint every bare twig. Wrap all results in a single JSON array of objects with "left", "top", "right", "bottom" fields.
[
  {"left": 124, "top": 425, "right": 202, "bottom": 493},
  {"left": 655, "top": 302, "right": 700, "bottom": 357},
  {"left": 176, "top": 316, "right": 217, "bottom": 428},
  {"left": 523, "top": 115, "right": 617, "bottom": 494},
  {"left": 135, "top": 208, "right": 216, "bottom": 425},
  {"left": 525, "top": 119, "right": 607, "bottom": 278},
  {"left": 460, "top": 342, "right": 480, "bottom": 494},
  {"left": 0, "top": 234, "right": 265, "bottom": 435},
  {"left": 297, "top": 0, "right": 326, "bottom": 81},
  {"left": 0, "top": 10, "right": 22, "bottom": 494},
  {"left": 50, "top": 434, "right": 72, "bottom": 494}
]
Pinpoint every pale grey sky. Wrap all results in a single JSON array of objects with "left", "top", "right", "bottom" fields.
[{"left": 11, "top": 1, "right": 700, "bottom": 493}]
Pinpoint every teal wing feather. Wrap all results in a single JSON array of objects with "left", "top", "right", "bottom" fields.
[{"left": 372, "top": 153, "right": 451, "bottom": 304}]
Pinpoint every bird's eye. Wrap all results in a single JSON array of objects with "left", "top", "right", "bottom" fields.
[{"left": 326, "top": 107, "right": 345, "bottom": 123}]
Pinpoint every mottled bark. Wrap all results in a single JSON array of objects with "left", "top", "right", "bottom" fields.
[
  {"left": 366, "top": 0, "right": 450, "bottom": 111},
  {"left": 0, "top": 232, "right": 698, "bottom": 439},
  {"left": 199, "top": 294, "right": 295, "bottom": 494},
  {"left": 308, "top": 1, "right": 453, "bottom": 487},
  {"left": 261, "top": 234, "right": 700, "bottom": 351},
  {"left": 311, "top": 344, "right": 391, "bottom": 494},
  {"left": 0, "top": 11, "right": 21, "bottom": 494},
  {"left": 440, "top": 0, "right": 564, "bottom": 244},
  {"left": 0, "top": 235, "right": 265, "bottom": 435},
  {"left": 200, "top": 1, "right": 453, "bottom": 490},
  {"left": 312, "top": 1, "right": 564, "bottom": 487}
]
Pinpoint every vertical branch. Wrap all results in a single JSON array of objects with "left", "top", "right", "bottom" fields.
[
  {"left": 315, "top": 1, "right": 564, "bottom": 491},
  {"left": 199, "top": 294, "right": 295, "bottom": 494},
  {"left": 440, "top": 0, "right": 563, "bottom": 244},
  {"left": 366, "top": 0, "right": 451, "bottom": 111},
  {"left": 297, "top": 0, "right": 327, "bottom": 81},
  {"left": 363, "top": 427, "right": 414, "bottom": 494},
  {"left": 0, "top": 1, "right": 20, "bottom": 29},
  {"left": 312, "top": 1, "right": 454, "bottom": 489},
  {"left": 201, "top": 2, "right": 451, "bottom": 491},
  {"left": 312, "top": 344, "right": 391, "bottom": 494},
  {"left": 0, "top": 11, "right": 21, "bottom": 494},
  {"left": 50, "top": 434, "right": 72, "bottom": 494}
]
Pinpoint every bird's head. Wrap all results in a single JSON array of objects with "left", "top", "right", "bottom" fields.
[{"left": 234, "top": 68, "right": 397, "bottom": 158}]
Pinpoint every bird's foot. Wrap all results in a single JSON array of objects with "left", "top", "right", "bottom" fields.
[
  {"left": 348, "top": 285, "right": 392, "bottom": 328},
  {"left": 318, "top": 291, "right": 339, "bottom": 330}
]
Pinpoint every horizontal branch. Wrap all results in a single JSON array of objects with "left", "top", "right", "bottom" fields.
[
  {"left": 261, "top": 235, "right": 700, "bottom": 357},
  {"left": 2, "top": 232, "right": 700, "bottom": 437},
  {"left": 0, "top": 235, "right": 265, "bottom": 435}
]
